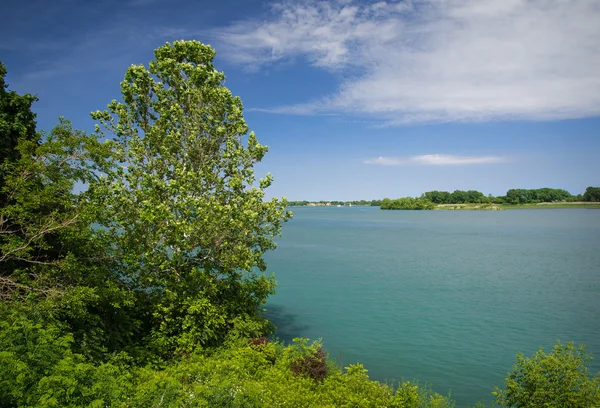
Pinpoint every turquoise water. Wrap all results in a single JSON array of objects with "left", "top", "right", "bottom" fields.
[{"left": 264, "top": 207, "right": 600, "bottom": 406}]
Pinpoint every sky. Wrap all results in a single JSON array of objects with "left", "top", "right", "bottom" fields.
[{"left": 1, "top": 0, "right": 599, "bottom": 201}]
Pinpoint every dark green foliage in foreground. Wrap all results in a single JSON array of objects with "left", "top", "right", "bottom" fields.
[
  {"left": 0, "top": 304, "right": 134, "bottom": 407},
  {"left": 0, "top": 62, "right": 38, "bottom": 181},
  {"left": 493, "top": 342, "right": 600, "bottom": 407},
  {"left": 2, "top": 303, "right": 599, "bottom": 407},
  {"left": 0, "top": 116, "right": 139, "bottom": 360},
  {"left": 381, "top": 197, "right": 436, "bottom": 210},
  {"left": 0, "top": 305, "right": 455, "bottom": 407}
]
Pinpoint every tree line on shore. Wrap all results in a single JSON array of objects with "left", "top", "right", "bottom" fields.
[
  {"left": 381, "top": 187, "right": 599, "bottom": 210},
  {"left": 286, "top": 199, "right": 383, "bottom": 207},
  {"left": 2, "top": 44, "right": 599, "bottom": 407},
  {"left": 288, "top": 187, "right": 600, "bottom": 210}
]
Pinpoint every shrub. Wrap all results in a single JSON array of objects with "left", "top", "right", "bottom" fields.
[
  {"left": 493, "top": 341, "right": 600, "bottom": 408},
  {"left": 291, "top": 347, "right": 329, "bottom": 382}
]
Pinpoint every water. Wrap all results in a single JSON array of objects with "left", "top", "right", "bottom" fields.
[{"left": 263, "top": 207, "right": 600, "bottom": 407}]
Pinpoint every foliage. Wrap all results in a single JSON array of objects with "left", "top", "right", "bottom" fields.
[
  {"left": 493, "top": 341, "right": 600, "bottom": 408},
  {"left": 86, "top": 40, "right": 290, "bottom": 356},
  {"left": 2, "top": 41, "right": 289, "bottom": 363},
  {"left": 0, "top": 303, "right": 135, "bottom": 408},
  {"left": 420, "top": 190, "right": 488, "bottom": 204},
  {"left": 565, "top": 194, "right": 584, "bottom": 202},
  {"left": 381, "top": 197, "right": 436, "bottom": 210},
  {"left": 504, "top": 188, "right": 571, "bottom": 204},
  {"left": 1, "top": 61, "right": 41, "bottom": 280},
  {"left": 1, "top": 119, "right": 108, "bottom": 270},
  {"left": 421, "top": 190, "right": 452, "bottom": 204},
  {"left": 583, "top": 186, "right": 600, "bottom": 202},
  {"left": 0, "top": 117, "right": 139, "bottom": 360},
  {"left": 379, "top": 187, "right": 587, "bottom": 209},
  {"left": 0, "top": 315, "right": 455, "bottom": 408},
  {"left": 287, "top": 188, "right": 598, "bottom": 208},
  {"left": 289, "top": 338, "right": 329, "bottom": 382},
  {"left": 0, "top": 61, "right": 38, "bottom": 188}
]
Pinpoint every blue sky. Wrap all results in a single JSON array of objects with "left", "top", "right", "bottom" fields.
[{"left": 2, "top": 0, "right": 599, "bottom": 200}]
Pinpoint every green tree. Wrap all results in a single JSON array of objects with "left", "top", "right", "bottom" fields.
[
  {"left": 505, "top": 189, "right": 528, "bottom": 204},
  {"left": 1, "top": 120, "right": 106, "bottom": 271},
  {"left": 583, "top": 187, "right": 600, "bottom": 202},
  {"left": 504, "top": 188, "right": 571, "bottom": 204},
  {"left": 0, "top": 62, "right": 40, "bottom": 264},
  {"left": 422, "top": 190, "right": 451, "bottom": 204},
  {"left": 449, "top": 190, "right": 469, "bottom": 204},
  {"left": 493, "top": 341, "right": 600, "bottom": 407},
  {"left": 89, "top": 40, "right": 291, "bottom": 356},
  {"left": 0, "top": 118, "right": 137, "bottom": 360},
  {"left": 465, "top": 190, "right": 488, "bottom": 203},
  {"left": 381, "top": 197, "right": 435, "bottom": 210},
  {"left": 566, "top": 194, "right": 584, "bottom": 202},
  {"left": 0, "top": 62, "right": 38, "bottom": 173}
]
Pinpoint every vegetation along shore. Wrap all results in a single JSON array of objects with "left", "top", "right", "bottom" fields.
[{"left": 287, "top": 187, "right": 600, "bottom": 210}]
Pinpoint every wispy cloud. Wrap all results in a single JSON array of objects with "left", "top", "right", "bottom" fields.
[
  {"left": 364, "top": 154, "right": 505, "bottom": 166},
  {"left": 215, "top": 0, "right": 600, "bottom": 124}
]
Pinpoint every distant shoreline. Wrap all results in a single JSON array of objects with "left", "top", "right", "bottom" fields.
[
  {"left": 286, "top": 202, "right": 600, "bottom": 210},
  {"left": 435, "top": 202, "right": 600, "bottom": 210}
]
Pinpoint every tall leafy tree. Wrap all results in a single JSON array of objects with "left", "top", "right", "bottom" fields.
[{"left": 90, "top": 40, "right": 290, "bottom": 355}]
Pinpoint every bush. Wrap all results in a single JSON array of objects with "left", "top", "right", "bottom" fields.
[
  {"left": 493, "top": 341, "right": 600, "bottom": 408},
  {"left": 0, "top": 304, "right": 132, "bottom": 407},
  {"left": 291, "top": 347, "right": 329, "bottom": 382}
]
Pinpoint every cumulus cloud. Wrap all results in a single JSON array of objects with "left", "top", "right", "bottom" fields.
[
  {"left": 364, "top": 154, "right": 505, "bottom": 165},
  {"left": 215, "top": 0, "right": 600, "bottom": 123}
]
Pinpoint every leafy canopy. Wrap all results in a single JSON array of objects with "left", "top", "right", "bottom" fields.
[{"left": 89, "top": 40, "right": 291, "bottom": 354}]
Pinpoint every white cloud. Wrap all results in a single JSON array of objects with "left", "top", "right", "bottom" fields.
[
  {"left": 364, "top": 154, "right": 505, "bottom": 165},
  {"left": 215, "top": 0, "right": 600, "bottom": 123}
]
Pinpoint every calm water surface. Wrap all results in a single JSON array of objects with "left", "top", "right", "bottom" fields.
[{"left": 264, "top": 207, "right": 600, "bottom": 406}]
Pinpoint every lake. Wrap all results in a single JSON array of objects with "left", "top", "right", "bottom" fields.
[{"left": 263, "top": 207, "right": 600, "bottom": 406}]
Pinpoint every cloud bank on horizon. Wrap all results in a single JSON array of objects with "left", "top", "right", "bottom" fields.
[
  {"left": 364, "top": 154, "right": 505, "bottom": 166},
  {"left": 215, "top": 0, "right": 600, "bottom": 124}
]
